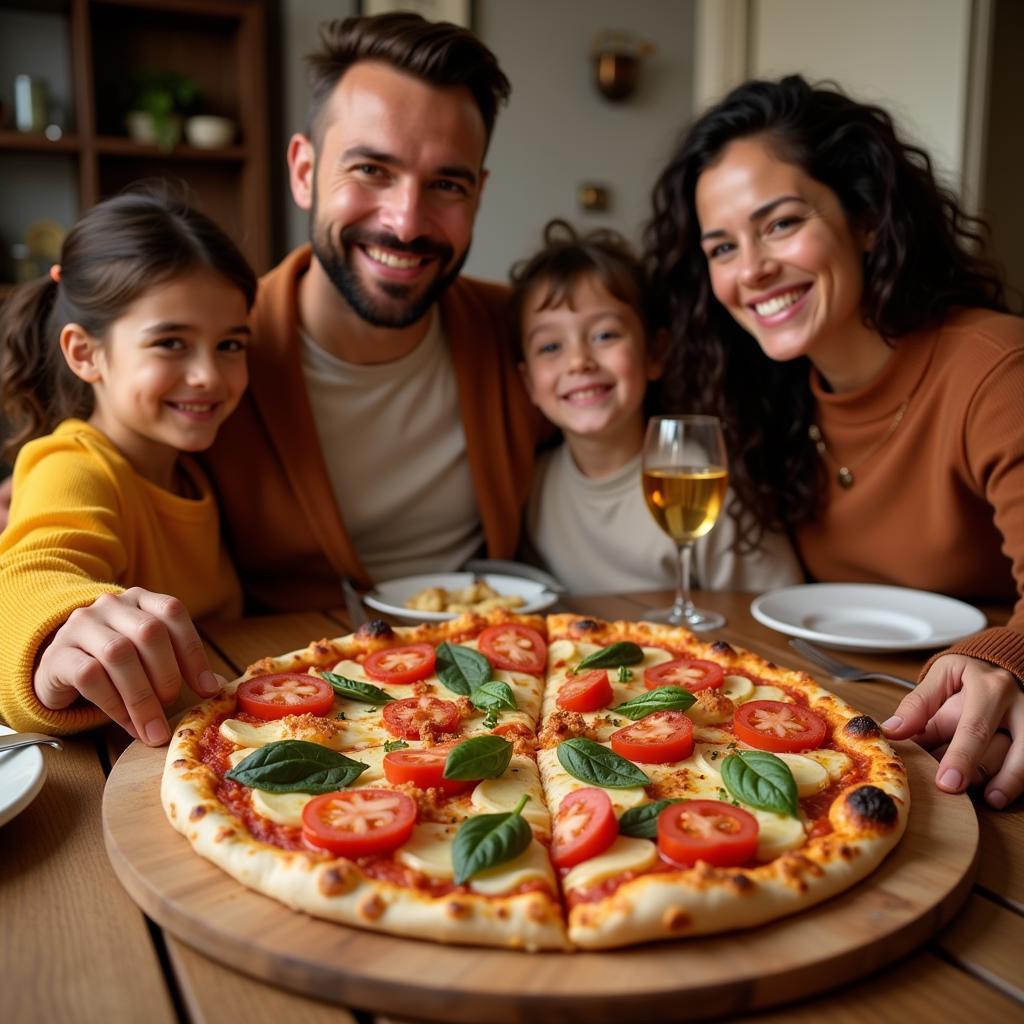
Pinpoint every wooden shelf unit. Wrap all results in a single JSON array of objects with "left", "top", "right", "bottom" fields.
[{"left": 0, "top": 0, "right": 273, "bottom": 289}]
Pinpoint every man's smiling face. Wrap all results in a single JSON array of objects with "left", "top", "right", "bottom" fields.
[{"left": 305, "top": 60, "right": 488, "bottom": 328}]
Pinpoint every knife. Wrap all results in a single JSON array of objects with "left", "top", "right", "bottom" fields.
[{"left": 341, "top": 577, "right": 369, "bottom": 627}]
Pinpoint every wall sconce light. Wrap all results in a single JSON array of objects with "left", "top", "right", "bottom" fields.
[{"left": 591, "top": 30, "right": 655, "bottom": 102}]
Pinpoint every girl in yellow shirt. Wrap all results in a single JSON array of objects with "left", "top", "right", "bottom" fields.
[{"left": 0, "top": 191, "right": 256, "bottom": 745}]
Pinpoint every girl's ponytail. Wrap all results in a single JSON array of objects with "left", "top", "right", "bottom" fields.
[{"left": 1, "top": 275, "right": 91, "bottom": 461}]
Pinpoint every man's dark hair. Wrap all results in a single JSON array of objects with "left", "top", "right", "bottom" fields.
[{"left": 306, "top": 13, "right": 510, "bottom": 147}]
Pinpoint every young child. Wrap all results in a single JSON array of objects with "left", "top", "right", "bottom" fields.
[
  {"left": 514, "top": 219, "right": 803, "bottom": 594},
  {"left": 0, "top": 191, "right": 256, "bottom": 744}
]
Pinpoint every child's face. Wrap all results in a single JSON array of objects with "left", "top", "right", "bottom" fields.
[
  {"left": 84, "top": 269, "right": 250, "bottom": 469},
  {"left": 519, "top": 274, "right": 659, "bottom": 444}
]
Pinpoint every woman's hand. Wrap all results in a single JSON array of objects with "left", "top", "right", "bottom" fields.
[
  {"left": 33, "top": 588, "right": 222, "bottom": 744},
  {"left": 882, "top": 653, "right": 1023, "bottom": 809}
]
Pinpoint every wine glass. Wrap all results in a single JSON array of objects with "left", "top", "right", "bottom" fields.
[{"left": 641, "top": 415, "right": 728, "bottom": 630}]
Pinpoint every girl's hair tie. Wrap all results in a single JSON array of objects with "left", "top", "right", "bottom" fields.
[{"left": 49, "top": 264, "right": 62, "bottom": 283}]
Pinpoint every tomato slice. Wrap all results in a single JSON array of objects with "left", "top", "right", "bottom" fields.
[
  {"left": 301, "top": 789, "right": 417, "bottom": 857},
  {"left": 381, "top": 696, "right": 461, "bottom": 739},
  {"left": 236, "top": 673, "right": 335, "bottom": 720},
  {"left": 382, "top": 745, "right": 472, "bottom": 794},
  {"left": 644, "top": 658, "right": 724, "bottom": 692},
  {"left": 733, "top": 699, "right": 828, "bottom": 752},
  {"left": 478, "top": 624, "right": 547, "bottom": 674},
  {"left": 363, "top": 644, "right": 437, "bottom": 685},
  {"left": 550, "top": 787, "right": 618, "bottom": 868},
  {"left": 657, "top": 799, "right": 759, "bottom": 868},
  {"left": 556, "top": 669, "right": 613, "bottom": 713},
  {"left": 610, "top": 710, "right": 694, "bottom": 764}
]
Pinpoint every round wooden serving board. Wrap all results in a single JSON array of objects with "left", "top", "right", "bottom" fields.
[{"left": 103, "top": 739, "right": 977, "bottom": 1023}]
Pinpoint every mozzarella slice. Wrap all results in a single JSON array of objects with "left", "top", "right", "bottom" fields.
[
  {"left": 722, "top": 674, "right": 754, "bottom": 702},
  {"left": 753, "top": 809, "right": 806, "bottom": 860},
  {"left": 774, "top": 752, "right": 829, "bottom": 796},
  {"left": 396, "top": 822, "right": 458, "bottom": 880},
  {"left": 219, "top": 718, "right": 292, "bottom": 747},
  {"left": 562, "top": 835, "right": 657, "bottom": 892},
  {"left": 227, "top": 747, "right": 254, "bottom": 769},
  {"left": 750, "top": 685, "right": 789, "bottom": 702},
  {"left": 347, "top": 745, "right": 388, "bottom": 786},
  {"left": 693, "top": 743, "right": 727, "bottom": 778},
  {"left": 692, "top": 725, "right": 732, "bottom": 744},
  {"left": 469, "top": 839, "right": 557, "bottom": 896},
  {"left": 803, "top": 748, "right": 853, "bottom": 782},
  {"left": 471, "top": 756, "right": 550, "bottom": 833},
  {"left": 251, "top": 789, "right": 313, "bottom": 827}
]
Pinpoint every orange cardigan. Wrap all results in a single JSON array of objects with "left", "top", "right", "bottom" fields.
[{"left": 203, "top": 246, "right": 542, "bottom": 611}]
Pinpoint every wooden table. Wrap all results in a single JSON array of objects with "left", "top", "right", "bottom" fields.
[{"left": 4, "top": 590, "right": 1023, "bottom": 1024}]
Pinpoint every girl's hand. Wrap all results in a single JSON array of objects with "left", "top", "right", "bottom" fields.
[
  {"left": 882, "top": 653, "right": 1023, "bottom": 809},
  {"left": 33, "top": 588, "right": 222, "bottom": 745}
]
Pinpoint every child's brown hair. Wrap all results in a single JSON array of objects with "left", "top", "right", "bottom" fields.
[{"left": 510, "top": 219, "right": 656, "bottom": 361}]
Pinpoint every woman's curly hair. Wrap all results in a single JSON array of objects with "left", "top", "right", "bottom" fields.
[{"left": 644, "top": 74, "right": 1012, "bottom": 548}]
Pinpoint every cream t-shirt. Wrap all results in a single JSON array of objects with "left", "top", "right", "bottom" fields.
[
  {"left": 525, "top": 444, "right": 804, "bottom": 595},
  {"left": 301, "top": 312, "right": 483, "bottom": 580}
]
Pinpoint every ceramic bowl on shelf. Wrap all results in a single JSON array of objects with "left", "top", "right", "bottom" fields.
[{"left": 184, "top": 115, "right": 236, "bottom": 148}]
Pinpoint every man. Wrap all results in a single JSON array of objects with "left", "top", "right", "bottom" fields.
[{"left": 203, "top": 12, "right": 542, "bottom": 610}]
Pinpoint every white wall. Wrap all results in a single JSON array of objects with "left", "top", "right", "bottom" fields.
[
  {"left": 280, "top": 1, "right": 696, "bottom": 283},
  {"left": 748, "top": 0, "right": 974, "bottom": 192}
]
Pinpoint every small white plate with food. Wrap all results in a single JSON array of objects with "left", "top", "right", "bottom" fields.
[
  {"left": 365, "top": 572, "right": 560, "bottom": 622},
  {"left": 0, "top": 725, "right": 48, "bottom": 827}
]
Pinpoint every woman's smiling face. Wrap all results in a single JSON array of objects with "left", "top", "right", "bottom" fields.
[{"left": 695, "top": 134, "right": 873, "bottom": 370}]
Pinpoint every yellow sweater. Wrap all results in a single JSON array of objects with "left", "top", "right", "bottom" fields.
[{"left": 0, "top": 420, "right": 242, "bottom": 734}]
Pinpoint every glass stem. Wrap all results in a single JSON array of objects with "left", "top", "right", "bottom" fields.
[{"left": 672, "top": 542, "right": 695, "bottom": 623}]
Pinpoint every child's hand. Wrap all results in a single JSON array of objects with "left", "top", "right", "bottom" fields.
[
  {"left": 33, "top": 588, "right": 222, "bottom": 745},
  {"left": 881, "top": 653, "right": 1023, "bottom": 810}
]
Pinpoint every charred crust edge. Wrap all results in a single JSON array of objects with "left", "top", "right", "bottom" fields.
[
  {"left": 844, "top": 715, "right": 881, "bottom": 738},
  {"left": 357, "top": 619, "right": 395, "bottom": 639},
  {"left": 847, "top": 785, "right": 898, "bottom": 826}
]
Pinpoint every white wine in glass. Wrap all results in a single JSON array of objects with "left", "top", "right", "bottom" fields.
[{"left": 642, "top": 415, "right": 728, "bottom": 629}]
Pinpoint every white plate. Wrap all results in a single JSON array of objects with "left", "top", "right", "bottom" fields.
[
  {"left": 0, "top": 725, "right": 47, "bottom": 827},
  {"left": 365, "top": 572, "right": 558, "bottom": 622},
  {"left": 750, "top": 583, "right": 987, "bottom": 652}
]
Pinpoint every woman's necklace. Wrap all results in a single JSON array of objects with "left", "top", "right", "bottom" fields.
[{"left": 808, "top": 399, "right": 910, "bottom": 489}]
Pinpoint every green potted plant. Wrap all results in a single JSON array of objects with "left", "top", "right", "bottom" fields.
[{"left": 124, "top": 71, "right": 202, "bottom": 151}]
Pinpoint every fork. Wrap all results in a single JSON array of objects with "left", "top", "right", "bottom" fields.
[
  {"left": 788, "top": 639, "right": 916, "bottom": 689},
  {"left": 0, "top": 731, "right": 64, "bottom": 754}
]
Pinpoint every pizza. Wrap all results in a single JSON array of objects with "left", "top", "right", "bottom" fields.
[{"left": 161, "top": 611, "right": 909, "bottom": 952}]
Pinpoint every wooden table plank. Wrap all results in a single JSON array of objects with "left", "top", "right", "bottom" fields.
[
  {"left": 936, "top": 892, "right": 1024, "bottom": 1002},
  {"left": 734, "top": 950, "right": 1024, "bottom": 1022},
  {"left": 0, "top": 737, "right": 176, "bottom": 1024},
  {"left": 200, "top": 611, "right": 343, "bottom": 673},
  {"left": 166, "top": 934, "right": 360, "bottom": 1024},
  {"left": 976, "top": 809, "right": 1024, "bottom": 909}
]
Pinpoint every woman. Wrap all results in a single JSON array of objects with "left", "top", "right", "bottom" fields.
[{"left": 646, "top": 74, "right": 1023, "bottom": 809}]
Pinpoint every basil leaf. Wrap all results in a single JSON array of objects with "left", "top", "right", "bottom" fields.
[
  {"left": 443, "top": 735, "right": 513, "bottom": 780},
  {"left": 470, "top": 680, "right": 518, "bottom": 712},
  {"left": 618, "top": 799, "right": 681, "bottom": 839},
  {"left": 435, "top": 642, "right": 491, "bottom": 696},
  {"left": 721, "top": 750, "right": 799, "bottom": 817},
  {"left": 576, "top": 642, "right": 645, "bottom": 672},
  {"left": 482, "top": 709, "right": 499, "bottom": 729},
  {"left": 612, "top": 686, "right": 696, "bottom": 720},
  {"left": 452, "top": 795, "right": 532, "bottom": 884},
  {"left": 322, "top": 670, "right": 393, "bottom": 705},
  {"left": 383, "top": 739, "right": 409, "bottom": 752},
  {"left": 556, "top": 738, "right": 650, "bottom": 788},
  {"left": 225, "top": 740, "right": 368, "bottom": 794}
]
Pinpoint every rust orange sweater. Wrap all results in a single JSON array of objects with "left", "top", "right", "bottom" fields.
[
  {"left": 796, "top": 309, "right": 1024, "bottom": 678},
  {"left": 202, "top": 246, "right": 543, "bottom": 611}
]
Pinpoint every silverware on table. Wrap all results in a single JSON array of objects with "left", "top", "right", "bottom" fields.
[
  {"left": 341, "top": 577, "right": 368, "bottom": 627},
  {"left": 788, "top": 638, "right": 916, "bottom": 689},
  {"left": 0, "top": 731, "right": 64, "bottom": 754}
]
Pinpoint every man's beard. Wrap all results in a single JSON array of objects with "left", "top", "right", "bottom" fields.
[{"left": 310, "top": 207, "right": 469, "bottom": 329}]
